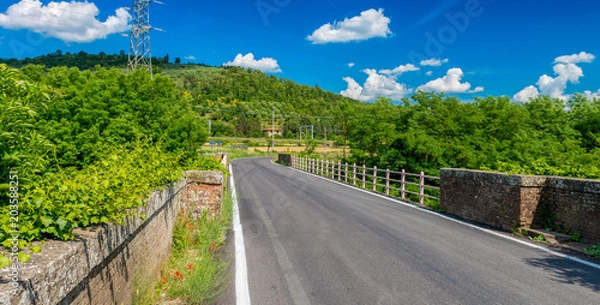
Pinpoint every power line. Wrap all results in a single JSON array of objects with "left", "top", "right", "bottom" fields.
[{"left": 124, "top": 0, "right": 164, "bottom": 76}]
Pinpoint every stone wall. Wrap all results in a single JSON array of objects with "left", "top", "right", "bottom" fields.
[
  {"left": 439, "top": 169, "right": 545, "bottom": 231},
  {"left": 440, "top": 169, "right": 600, "bottom": 243},
  {"left": 538, "top": 177, "right": 600, "bottom": 242},
  {"left": 0, "top": 171, "right": 224, "bottom": 305}
]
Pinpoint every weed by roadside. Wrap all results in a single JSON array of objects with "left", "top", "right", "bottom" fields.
[
  {"left": 134, "top": 192, "right": 233, "bottom": 305},
  {"left": 584, "top": 245, "right": 600, "bottom": 259}
]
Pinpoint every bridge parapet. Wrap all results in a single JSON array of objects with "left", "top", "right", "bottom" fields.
[{"left": 440, "top": 169, "right": 600, "bottom": 243}]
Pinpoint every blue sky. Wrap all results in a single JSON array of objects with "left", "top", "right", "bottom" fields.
[{"left": 1, "top": 0, "right": 600, "bottom": 102}]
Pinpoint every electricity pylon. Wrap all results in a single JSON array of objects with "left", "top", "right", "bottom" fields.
[{"left": 124, "top": 0, "right": 163, "bottom": 76}]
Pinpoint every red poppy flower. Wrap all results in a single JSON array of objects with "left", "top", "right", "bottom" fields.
[
  {"left": 186, "top": 264, "right": 194, "bottom": 270},
  {"left": 175, "top": 271, "right": 184, "bottom": 280}
]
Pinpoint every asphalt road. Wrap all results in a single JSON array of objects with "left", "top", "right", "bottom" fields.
[{"left": 231, "top": 157, "right": 600, "bottom": 305}]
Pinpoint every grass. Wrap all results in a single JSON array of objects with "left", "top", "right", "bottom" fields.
[{"left": 135, "top": 191, "right": 234, "bottom": 305}]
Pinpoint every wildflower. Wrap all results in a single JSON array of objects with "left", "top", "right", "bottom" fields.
[
  {"left": 175, "top": 271, "right": 184, "bottom": 280},
  {"left": 194, "top": 241, "right": 199, "bottom": 245},
  {"left": 186, "top": 264, "right": 194, "bottom": 271}
]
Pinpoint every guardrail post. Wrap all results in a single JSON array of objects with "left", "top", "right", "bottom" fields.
[
  {"left": 319, "top": 160, "right": 323, "bottom": 175},
  {"left": 312, "top": 159, "right": 315, "bottom": 173},
  {"left": 385, "top": 169, "right": 390, "bottom": 195},
  {"left": 332, "top": 161, "right": 335, "bottom": 179},
  {"left": 419, "top": 171, "right": 425, "bottom": 205},
  {"left": 345, "top": 163, "right": 349, "bottom": 183},
  {"left": 326, "top": 160, "right": 329, "bottom": 176},
  {"left": 401, "top": 169, "right": 406, "bottom": 199},
  {"left": 373, "top": 166, "right": 378, "bottom": 191},
  {"left": 337, "top": 161, "right": 341, "bottom": 181},
  {"left": 362, "top": 165, "right": 366, "bottom": 189},
  {"left": 353, "top": 164, "right": 357, "bottom": 186}
]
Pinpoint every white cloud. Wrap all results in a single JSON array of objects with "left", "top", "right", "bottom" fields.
[
  {"left": 470, "top": 86, "right": 484, "bottom": 93},
  {"left": 536, "top": 63, "right": 583, "bottom": 100},
  {"left": 0, "top": 0, "right": 130, "bottom": 43},
  {"left": 420, "top": 58, "right": 449, "bottom": 67},
  {"left": 223, "top": 53, "right": 282, "bottom": 73},
  {"left": 307, "top": 8, "right": 392, "bottom": 44},
  {"left": 341, "top": 69, "right": 412, "bottom": 101},
  {"left": 379, "top": 63, "right": 419, "bottom": 76},
  {"left": 425, "top": 71, "right": 433, "bottom": 77},
  {"left": 185, "top": 55, "right": 196, "bottom": 61},
  {"left": 554, "top": 51, "right": 595, "bottom": 64},
  {"left": 513, "top": 85, "right": 540, "bottom": 102},
  {"left": 513, "top": 52, "right": 596, "bottom": 102},
  {"left": 417, "top": 68, "right": 483, "bottom": 94},
  {"left": 340, "top": 77, "right": 366, "bottom": 101},
  {"left": 583, "top": 89, "right": 600, "bottom": 100},
  {"left": 348, "top": 62, "right": 355, "bottom": 68}
]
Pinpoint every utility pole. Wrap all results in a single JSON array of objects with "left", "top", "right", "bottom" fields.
[
  {"left": 271, "top": 106, "right": 275, "bottom": 152},
  {"left": 125, "top": 0, "right": 164, "bottom": 76},
  {"left": 324, "top": 127, "right": 327, "bottom": 150}
]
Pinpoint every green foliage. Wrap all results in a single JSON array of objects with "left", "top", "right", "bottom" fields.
[
  {"left": 347, "top": 92, "right": 600, "bottom": 180},
  {"left": 532, "top": 235, "right": 547, "bottom": 242},
  {"left": 0, "top": 64, "right": 54, "bottom": 196},
  {"left": 584, "top": 245, "right": 600, "bottom": 258},
  {"left": 36, "top": 66, "right": 208, "bottom": 168},
  {"left": 570, "top": 231, "right": 582, "bottom": 242},
  {"left": 0, "top": 64, "right": 218, "bottom": 245}
]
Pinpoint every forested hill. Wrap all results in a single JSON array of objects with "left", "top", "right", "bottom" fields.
[
  {"left": 171, "top": 66, "right": 359, "bottom": 138},
  {"left": 1, "top": 51, "right": 358, "bottom": 139}
]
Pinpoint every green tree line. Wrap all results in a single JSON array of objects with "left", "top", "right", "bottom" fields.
[{"left": 345, "top": 92, "right": 600, "bottom": 179}]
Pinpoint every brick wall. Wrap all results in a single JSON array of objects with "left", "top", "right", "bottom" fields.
[
  {"left": 538, "top": 177, "right": 600, "bottom": 242},
  {"left": 440, "top": 169, "right": 600, "bottom": 243},
  {"left": 0, "top": 171, "right": 224, "bottom": 305},
  {"left": 439, "top": 169, "right": 545, "bottom": 231}
]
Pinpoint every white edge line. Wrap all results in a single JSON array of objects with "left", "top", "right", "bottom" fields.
[
  {"left": 230, "top": 164, "right": 251, "bottom": 305},
  {"left": 269, "top": 160, "right": 600, "bottom": 270}
]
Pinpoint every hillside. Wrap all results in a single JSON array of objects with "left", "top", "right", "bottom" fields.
[{"left": 1, "top": 51, "right": 358, "bottom": 139}]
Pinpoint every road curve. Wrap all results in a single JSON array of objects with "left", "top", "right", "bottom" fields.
[{"left": 232, "top": 157, "right": 600, "bottom": 305}]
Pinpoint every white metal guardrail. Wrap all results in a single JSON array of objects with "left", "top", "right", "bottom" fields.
[{"left": 291, "top": 156, "right": 440, "bottom": 205}]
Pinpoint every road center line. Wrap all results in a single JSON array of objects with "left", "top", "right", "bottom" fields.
[{"left": 230, "top": 164, "right": 252, "bottom": 305}]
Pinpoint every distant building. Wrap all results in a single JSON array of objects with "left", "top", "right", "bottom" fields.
[{"left": 262, "top": 127, "right": 283, "bottom": 137}]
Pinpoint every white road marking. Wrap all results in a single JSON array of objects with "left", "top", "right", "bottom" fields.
[
  {"left": 270, "top": 160, "right": 600, "bottom": 271},
  {"left": 231, "top": 164, "right": 251, "bottom": 305}
]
